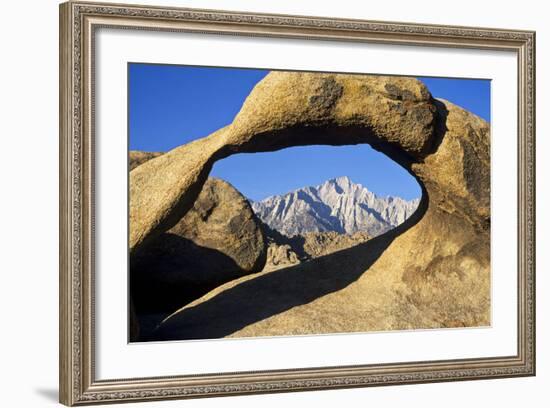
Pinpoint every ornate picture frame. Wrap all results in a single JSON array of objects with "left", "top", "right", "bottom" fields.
[{"left": 59, "top": 1, "right": 535, "bottom": 405}]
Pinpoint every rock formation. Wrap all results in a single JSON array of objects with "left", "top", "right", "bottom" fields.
[
  {"left": 252, "top": 176, "right": 419, "bottom": 237},
  {"left": 129, "top": 74, "right": 436, "bottom": 255},
  {"left": 301, "top": 231, "right": 371, "bottom": 259},
  {"left": 129, "top": 151, "right": 162, "bottom": 171},
  {"left": 265, "top": 243, "right": 300, "bottom": 269},
  {"left": 262, "top": 226, "right": 372, "bottom": 270},
  {"left": 128, "top": 72, "right": 490, "bottom": 340},
  {"left": 130, "top": 152, "right": 267, "bottom": 318}
]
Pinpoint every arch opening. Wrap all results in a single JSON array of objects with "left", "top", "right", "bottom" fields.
[{"left": 211, "top": 143, "right": 423, "bottom": 268}]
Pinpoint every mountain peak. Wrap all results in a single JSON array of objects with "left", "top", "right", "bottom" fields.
[
  {"left": 332, "top": 175, "right": 351, "bottom": 184},
  {"left": 326, "top": 176, "right": 354, "bottom": 190},
  {"left": 252, "top": 177, "right": 419, "bottom": 237}
]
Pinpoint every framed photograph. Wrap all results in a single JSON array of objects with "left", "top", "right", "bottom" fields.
[{"left": 59, "top": 1, "right": 536, "bottom": 405}]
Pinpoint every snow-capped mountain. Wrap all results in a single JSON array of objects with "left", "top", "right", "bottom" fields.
[{"left": 251, "top": 176, "right": 420, "bottom": 237}]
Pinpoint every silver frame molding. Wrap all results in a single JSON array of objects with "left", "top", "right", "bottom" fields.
[{"left": 59, "top": 1, "right": 536, "bottom": 405}]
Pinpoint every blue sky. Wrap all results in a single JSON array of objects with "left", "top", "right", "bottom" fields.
[{"left": 129, "top": 64, "right": 490, "bottom": 201}]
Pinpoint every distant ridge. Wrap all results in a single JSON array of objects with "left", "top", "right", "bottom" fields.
[{"left": 251, "top": 176, "right": 420, "bottom": 237}]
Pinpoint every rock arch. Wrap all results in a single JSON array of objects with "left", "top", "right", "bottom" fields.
[{"left": 130, "top": 72, "right": 490, "bottom": 337}]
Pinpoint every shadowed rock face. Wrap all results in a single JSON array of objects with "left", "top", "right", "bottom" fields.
[
  {"left": 129, "top": 72, "right": 490, "bottom": 339},
  {"left": 130, "top": 151, "right": 267, "bottom": 316}
]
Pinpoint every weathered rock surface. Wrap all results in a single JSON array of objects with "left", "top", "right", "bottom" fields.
[
  {"left": 130, "top": 129, "right": 229, "bottom": 255},
  {"left": 129, "top": 151, "right": 162, "bottom": 171},
  {"left": 131, "top": 158, "right": 267, "bottom": 314},
  {"left": 262, "top": 227, "right": 372, "bottom": 270},
  {"left": 128, "top": 72, "right": 490, "bottom": 340},
  {"left": 265, "top": 243, "right": 300, "bottom": 268},
  {"left": 301, "top": 231, "right": 371, "bottom": 259}
]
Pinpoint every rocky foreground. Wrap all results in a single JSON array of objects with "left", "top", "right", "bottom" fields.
[
  {"left": 130, "top": 151, "right": 373, "bottom": 338},
  {"left": 129, "top": 72, "right": 490, "bottom": 342},
  {"left": 130, "top": 174, "right": 266, "bottom": 316},
  {"left": 261, "top": 225, "right": 372, "bottom": 270}
]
